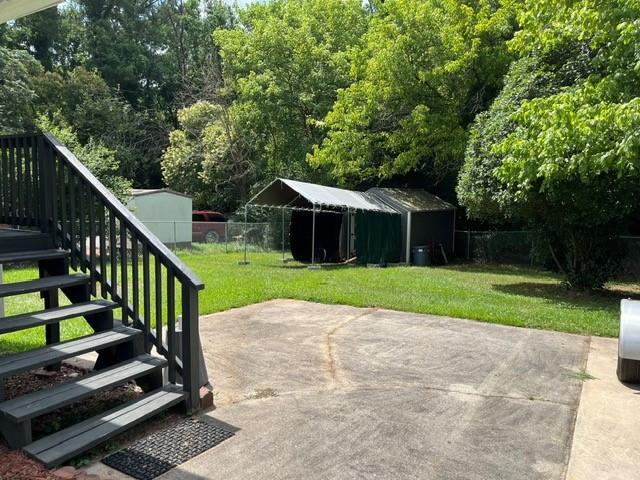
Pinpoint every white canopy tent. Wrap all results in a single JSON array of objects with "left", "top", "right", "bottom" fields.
[
  {"left": 0, "top": 0, "right": 63, "bottom": 23},
  {"left": 244, "top": 178, "right": 396, "bottom": 265},
  {"left": 249, "top": 178, "right": 393, "bottom": 212}
]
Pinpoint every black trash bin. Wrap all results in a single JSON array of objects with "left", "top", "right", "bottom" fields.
[{"left": 411, "top": 245, "right": 430, "bottom": 266}]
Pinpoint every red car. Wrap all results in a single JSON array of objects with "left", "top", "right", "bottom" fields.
[{"left": 192, "top": 210, "right": 228, "bottom": 243}]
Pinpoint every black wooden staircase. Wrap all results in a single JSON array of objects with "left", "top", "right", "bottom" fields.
[{"left": 0, "top": 133, "right": 205, "bottom": 467}]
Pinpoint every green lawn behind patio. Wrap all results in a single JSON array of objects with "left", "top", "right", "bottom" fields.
[{"left": 1, "top": 244, "right": 634, "bottom": 354}]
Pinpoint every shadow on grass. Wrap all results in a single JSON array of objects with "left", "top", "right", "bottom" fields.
[
  {"left": 271, "top": 262, "right": 356, "bottom": 270},
  {"left": 442, "top": 261, "right": 555, "bottom": 279},
  {"left": 492, "top": 282, "right": 637, "bottom": 312}
]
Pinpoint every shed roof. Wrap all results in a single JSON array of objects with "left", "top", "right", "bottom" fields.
[
  {"left": 131, "top": 188, "right": 192, "bottom": 199},
  {"left": 367, "top": 188, "right": 455, "bottom": 213},
  {"left": 248, "top": 178, "right": 396, "bottom": 213}
]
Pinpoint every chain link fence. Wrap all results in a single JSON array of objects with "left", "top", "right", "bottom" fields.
[
  {"left": 455, "top": 230, "right": 640, "bottom": 274},
  {"left": 454, "top": 231, "right": 536, "bottom": 265},
  {"left": 620, "top": 236, "right": 640, "bottom": 277},
  {"left": 140, "top": 209, "right": 294, "bottom": 255}
]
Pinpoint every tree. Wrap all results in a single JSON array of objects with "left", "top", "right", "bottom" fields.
[
  {"left": 162, "top": 101, "right": 254, "bottom": 210},
  {"left": 0, "top": 47, "right": 43, "bottom": 134},
  {"left": 214, "top": 0, "right": 370, "bottom": 185},
  {"left": 2, "top": 8, "right": 61, "bottom": 70},
  {"left": 159, "top": 0, "right": 235, "bottom": 107},
  {"left": 308, "top": 0, "right": 514, "bottom": 187},
  {"left": 36, "top": 115, "right": 131, "bottom": 201},
  {"left": 33, "top": 66, "right": 167, "bottom": 186},
  {"left": 458, "top": 0, "right": 640, "bottom": 289}
]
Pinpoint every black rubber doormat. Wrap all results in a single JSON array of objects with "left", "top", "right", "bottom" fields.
[{"left": 102, "top": 419, "right": 235, "bottom": 480}]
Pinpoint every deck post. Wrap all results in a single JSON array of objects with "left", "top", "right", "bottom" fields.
[
  {"left": 181, "top": 284, "right": 200, "bottom": 414},
  {"left": 0, "top": 265, "right": 3, "bottom": 318}
]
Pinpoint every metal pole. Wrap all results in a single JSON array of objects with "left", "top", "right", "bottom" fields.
[
  {"left": 244, "top": 207, "right": 248, "bottom": 263},
  {"left": 173, "top": 221, "right": 177, "bottom": 251},
  {"left": 452, "top": 209, "right": 456, "bottom": 255},
  {"left": 282, "top": 208, "right": 285, "bottom": 261},
  {"left": 346, "top": 208, "right": 350, "bottom": 259},
  {"left": 406, "top": 211, "right": 412, "bottom": 264},
  {"left": 225, "top": 222, "right": 228, "bottom": 253},
  {"left": 311, "top": 204, "right": 316, "bottom": 265},
  {"left": 239, "top": 205, "right": 249, "bottom": 265}
]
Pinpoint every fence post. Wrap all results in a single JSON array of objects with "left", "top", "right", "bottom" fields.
[
  {"left": 181, "top": 284, "right": 200, "bottom": 414},
  {"left": 466, "top": 230, "right": 471, "bottom": 260},
  {"left": 225, "top": 222, "right": 228, "bottom": 253},
  {"left": 265, "top": 223, "right": 269, "bottom": 252},
  {"left": 239, "top": 206, "right": 249, "bottom": 264}
]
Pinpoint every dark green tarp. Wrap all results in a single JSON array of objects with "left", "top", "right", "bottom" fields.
[{"left": 355, "top": 211, "right": 402, "bottom": 264}]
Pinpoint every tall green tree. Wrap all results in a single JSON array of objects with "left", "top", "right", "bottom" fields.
[
  {"left": 37, "top": 115, "right": 131, "bottom": 201},
  {"left": 162, "top": 101, "right": 254, "bottom": 209},
  {"left": 159, "top": 0, "right": 235, "bottom": 107},
  {"left": 213, "top": 0, "right": 370, "bottom": 185},
  {"left": 458, "top": 0, "right": 640, "bottom": 289},
  {"left": 0, "top": 47, "right": 43, "bottom": 134},
  {"left": 309, "top": 0, "right": 514, "bottom": 187}
]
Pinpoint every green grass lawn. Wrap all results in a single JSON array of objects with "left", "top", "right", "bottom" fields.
[{"left": 1, "top": 244, "right": 635, "bottom": 354}]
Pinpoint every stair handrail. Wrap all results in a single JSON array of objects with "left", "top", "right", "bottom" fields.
[
  {"left": 37, "top": 132, "right": 205, "bottom": 413},
  {"left": 42, "top": 133, "right": 204, "bottom": 291}
]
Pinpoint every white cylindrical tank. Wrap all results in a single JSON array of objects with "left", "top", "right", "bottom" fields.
[{"left": 618, "top": 299, "right": 640, "bottom": 383}]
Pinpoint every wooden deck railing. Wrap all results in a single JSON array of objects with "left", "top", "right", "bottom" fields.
[{"left": 0, "top": 132, "right": 205, "bottom": 413}]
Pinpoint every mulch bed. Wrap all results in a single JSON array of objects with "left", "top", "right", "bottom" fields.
[
  {"left": 0, "top": 444, "right": 58, "bottom": 480},
  {"left": 0, "top": 362, "right": 145, "bottom": 479}
]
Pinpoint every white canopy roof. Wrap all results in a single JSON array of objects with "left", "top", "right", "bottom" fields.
[
  {"left": 0, "top": 0, "right": 62, "bottom": 23},
  {"left": 248, "top": 178, "right": 396, "bottom": 213}
]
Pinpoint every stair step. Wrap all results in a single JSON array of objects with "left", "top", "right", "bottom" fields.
[
  {"left": 0, "top": 300, "right": 117, "bottom": 335},
  {"left": 24, "top": 385, "right": 186, "bottom": 468},
  {"left": 0, "top": 230, "right": 53, "bottom": 253},
  {"left": 0, "top": 274, "right": 89, "bottom": 299},
  {"left": 0, "top": 326, "right": 141, "bottom": 379},
  {"left": 0, "top": 249, "right": 68, "bottom": 265},
  {"left": 0, "top": 355, "right": 167, "bottom": 423}
]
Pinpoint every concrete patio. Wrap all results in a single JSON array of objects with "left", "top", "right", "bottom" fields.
[
  {"left": 171, "top": 300, "right": 588, "bottom": 480},
  {"left": 86, "top": 300, "right": 640, "bottom": 480}
]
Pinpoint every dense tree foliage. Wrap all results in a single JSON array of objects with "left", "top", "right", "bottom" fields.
[
  {"left": 163, "top": 0, "right": 369, "bottom": 206},
  {"left": 308, "top": 0, "right": 514, "bottom": 186},
  {"left": 1, "top": 0, "right": 234, "bottom": 188},
  {"left": 0, "top": 47, "right": 42, "bottom": 134},
  {"left": 458, "top": 0, "right": 640, "bottom": 288},
  {"left": 162, "top": 101, "right": 253, "bottom": 209}
]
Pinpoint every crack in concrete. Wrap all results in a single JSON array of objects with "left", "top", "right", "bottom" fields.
[
  {"left": 324, "top": 308, "right": 378, "bottom": 389},
  {"left": 218, "top": 380, "right": 575, "bottom": 408}
]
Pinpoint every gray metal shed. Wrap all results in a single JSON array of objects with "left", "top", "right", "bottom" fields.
[{"left": 367, "top": 188, "right": 456, "bottom": 263}]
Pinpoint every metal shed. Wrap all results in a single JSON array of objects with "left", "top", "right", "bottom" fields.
[
  {"left": 127, "top": 189, "right": 193, "bottom": 247},
  {"left": 367, "top": 188, "right": 456, "bottom": 263}
]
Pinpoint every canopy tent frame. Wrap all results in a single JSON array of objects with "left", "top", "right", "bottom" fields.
[
  {"left": 241, "top": 201, "right": 355, "bottom": 266},
  {"left": 242, "top": 178, "right": 396, "bottom": 266}
]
